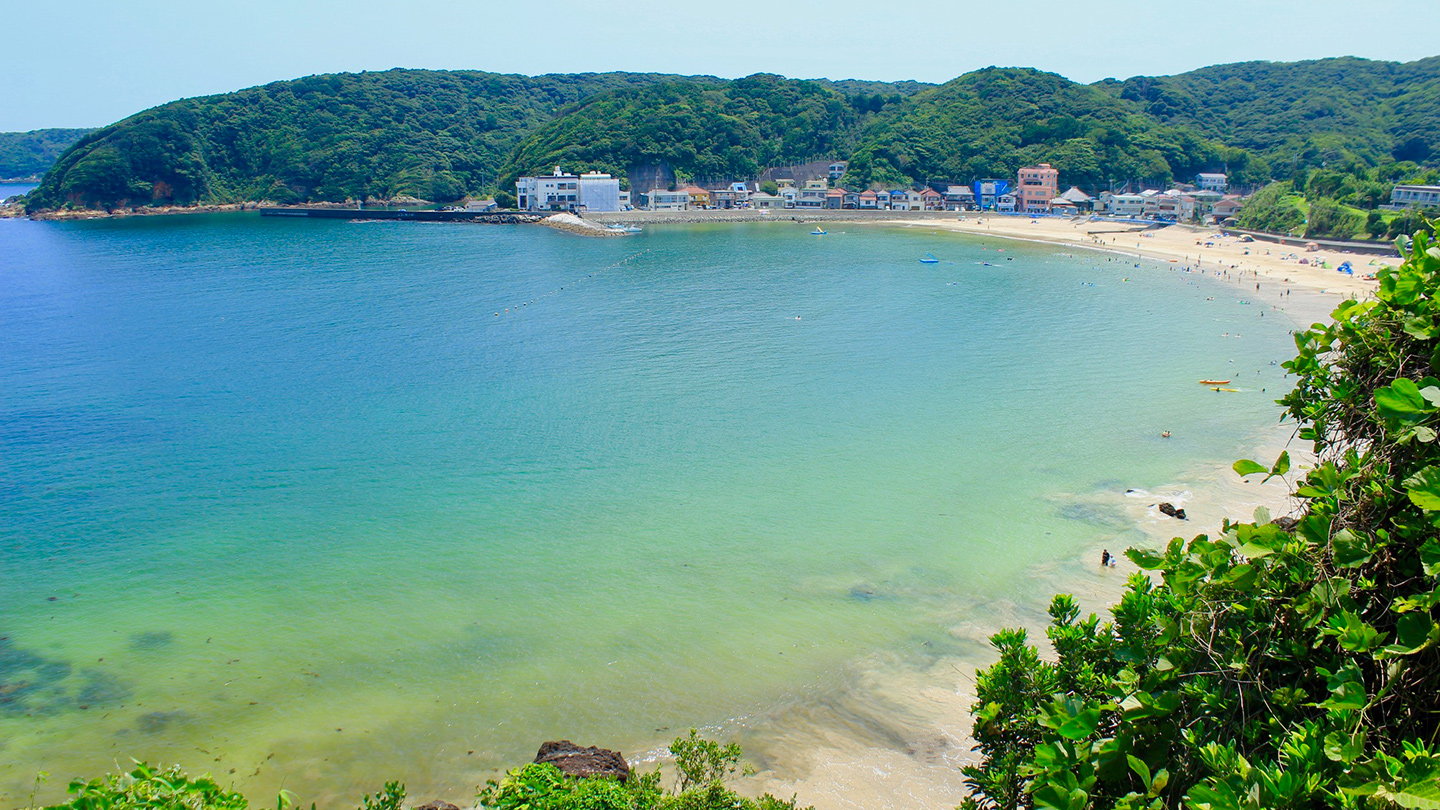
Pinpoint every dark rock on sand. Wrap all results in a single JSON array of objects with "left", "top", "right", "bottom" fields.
[
  {"left": 1158, "top": 502, "right": 1177, "bottom": 517},
  {"left": 535, "top": 740, "right": 630, "bottom": 781},
  {"left": 1175, "top": 508, "right": 1187, "bottom": 520},
  {"left": 415, "top": 802, "right": 460, "bottom": 810}
]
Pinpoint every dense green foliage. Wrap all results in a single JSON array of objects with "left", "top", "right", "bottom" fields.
[
  {"left": 25, "top": 69, "right": 691, "bottom": 209},
  {"left": 36, "top": 731, "right": 801, "bottom": 810},
  {"left": 479, "top": 730, "right": 804, "bottom": 810},
  {"left": 841, "top": 68, "right": 1254, "bottom": 190},
  {"left": 40, "top": 762, "right": 252, "bottom": 810},
  {"left": 37, "top": 763, "right": 408, "bottom": 810},
  {"left": 960, "top": 223, "right": 1440, "bottom": 808},
  {"left": 1235, "top": 182, "right": 1306, "bottom": 234},
  {"left": 0, "top": 128, "right": 93, "bottom": 179},
  {"left": 1112, "top": 57, "right": 1440, "bottom": 171},
  {"left": 500, "top": 74, "right": 869, "bottom": 184},
  {"left": 23, "top": 57, "right": 1440, "bottom": 212}
]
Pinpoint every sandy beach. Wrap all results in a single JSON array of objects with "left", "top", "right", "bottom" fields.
[{"left": 913, "top": 215, "right": 1389, "bottom": 301}]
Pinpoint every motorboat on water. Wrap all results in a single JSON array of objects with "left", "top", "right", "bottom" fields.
[{"left": 607, "top": 224, "right": 643, "bottom": 234}]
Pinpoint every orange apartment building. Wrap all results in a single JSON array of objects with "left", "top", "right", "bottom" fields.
[{"left": 1017, "top": 163, "right": 1059, "bottom": 213}]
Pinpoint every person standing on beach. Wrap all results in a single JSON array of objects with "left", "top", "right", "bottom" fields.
[{"left": 1101, "top": 549, "right": 1111, "bottom": 567}]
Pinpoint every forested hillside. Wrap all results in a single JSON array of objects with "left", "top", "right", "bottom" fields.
[
  {"left": 839, "top": 67, "right": 1261, "bottom": 190},
  {"left": 499, "top": 74, "right": 876, "bottom": 185},
  {"left": 0, "top": 128, "right": 94, "bottom": 179},
  {"left": 23, "top": 69, "right": 699, "bottom": 210},
  {"left": 22, "top": 56, "right": 1440, "bottom": 212},
  {"left": 1111, "top": 56, "right": 1440, "bottom": 171}
]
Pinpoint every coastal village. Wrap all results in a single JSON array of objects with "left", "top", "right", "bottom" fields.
[
  {"left": 513, "top": 162, "right": 1440, "bottom": 229},
  {"left": 513, "top": 161, "right": 1251, "bottom": 224}
]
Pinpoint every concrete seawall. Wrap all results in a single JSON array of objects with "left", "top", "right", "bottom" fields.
[{"left": 585, "top": 209, "right": 965, "bottom": 226}]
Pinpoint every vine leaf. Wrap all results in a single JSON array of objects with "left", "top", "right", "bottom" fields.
[
  {"left": 1233, "top": 459, "right": 1267, "bottom": 478},
  {"left": 1403, "top": 465, "right": 1440, "bottom": 510},
  {"left": 1331, "top": 529, "right": 1373, "bottom": 568}
]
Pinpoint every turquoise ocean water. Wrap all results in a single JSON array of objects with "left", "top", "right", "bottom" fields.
[{"left": 1, "top": 215, "right": 1299, "bottom": 804}]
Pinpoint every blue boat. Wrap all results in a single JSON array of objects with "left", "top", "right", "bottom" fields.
[
  {"left": 811, "top": 227, "right": 827, "bottom": 235},
  {"left": 919, "top": 253, "right": 939, "bottom": 264}
]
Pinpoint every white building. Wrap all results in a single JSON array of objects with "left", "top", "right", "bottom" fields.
[
  {"left": 643, "top": 189, "right": 690, "bottom": 211},
  {"left": 515, "top": 167, "right": 624, "bottom": 212},
  {"left": 1390, "top": 185, "right": 1440, "bottom": 208},
  {"left": 1196, "top": 173, "right": 1228, "bottom": 192},
  {"left": 1111, "top": 193, "right": 1146, "bottom": 217},
  {"left": 1150, "top": 190, "right": 1194, "bottom": 221},
  {"left": 898, "top": 189, "right": 926, "bottom": 211},
  {"left": 828, "top": 161, "right": 849, "bottom": 180},
  {"left": 750, "top": 192, "right": 786, "bottom": 210}
]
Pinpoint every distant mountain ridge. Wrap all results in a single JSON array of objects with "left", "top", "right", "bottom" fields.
[{"left": 22, "top": 56, "right": 1440, "bottom": 211}]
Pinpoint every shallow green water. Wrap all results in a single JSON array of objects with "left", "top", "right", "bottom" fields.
[{"left": 1, "top": 215, "right": 1298, "bottom": 804}]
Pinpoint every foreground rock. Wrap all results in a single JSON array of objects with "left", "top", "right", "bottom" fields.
[{"left": 534, "top": 740, "right": 631, "bottom": 781}]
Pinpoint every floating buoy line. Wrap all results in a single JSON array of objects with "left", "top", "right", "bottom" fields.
[{"left": 494, "top": 249, "right": 652, "bottom": 317}]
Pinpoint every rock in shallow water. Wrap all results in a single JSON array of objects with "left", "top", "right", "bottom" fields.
[{"left": 534, "top": 740, "right": 630, "bottom": 781}]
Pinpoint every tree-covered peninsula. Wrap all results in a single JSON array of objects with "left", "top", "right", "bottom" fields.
[
  {"left": 22, "top": 70, "right": 699, "bottom": 210},
  {"left": 0, "top": 128, "right": 94, "bottom": 180}
]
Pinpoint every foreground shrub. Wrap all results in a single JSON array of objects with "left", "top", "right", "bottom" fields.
[
  {"left": 960, "top": 224, "right": 1440, "bottom": 808},
  {"left": 479, "top": 730, "right": 807, "bottom": 810},
  {"left": 41, "top": 762, "right": 250, "bottom": 810}
]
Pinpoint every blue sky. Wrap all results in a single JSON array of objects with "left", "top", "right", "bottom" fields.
[{"left": 4, "top": 0, "right": 1439, "bottom": 131}]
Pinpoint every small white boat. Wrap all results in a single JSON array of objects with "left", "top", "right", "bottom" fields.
[{"left": 607, "top": 224, "right": 643, "bottom": 234}]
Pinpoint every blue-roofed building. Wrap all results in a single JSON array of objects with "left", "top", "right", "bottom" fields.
[{"left": 974, "top": 179, "right": 1011, "bottom": 210}]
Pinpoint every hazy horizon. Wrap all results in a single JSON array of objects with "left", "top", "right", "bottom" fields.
[{"left": 5, "top": 0, "right": 1440, "bottom": 131}]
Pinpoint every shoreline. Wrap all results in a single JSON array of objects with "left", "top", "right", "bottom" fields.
[
  {"left": 722, "top": 274, "right": 1331, "bottom": 809},
  {"left": 724, "top": 416, "right": 1309, "bottom": 810},
  {"left": 5, "top": 200, "right": 1404, "bottom": 299},
  {"left": 881, "top": 215, "right": 1387, "bottom": 301}
]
